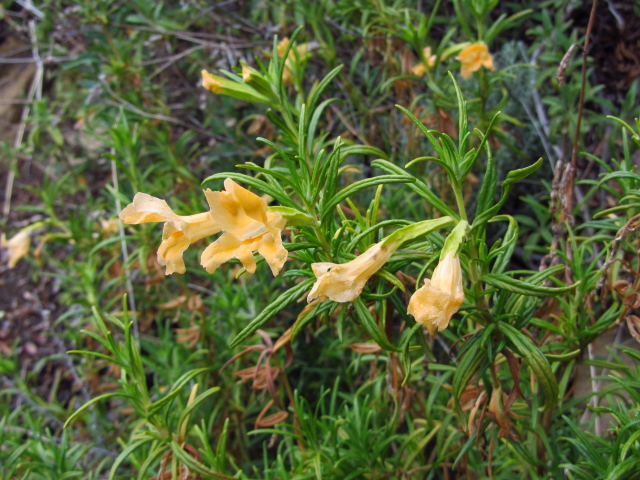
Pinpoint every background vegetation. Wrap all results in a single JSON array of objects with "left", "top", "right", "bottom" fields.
[{"left": 1, "top": 0, "right": 640, "bottom": 478}]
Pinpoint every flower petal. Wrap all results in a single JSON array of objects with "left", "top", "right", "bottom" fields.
[
  {"left": 120, "top": 193, "right": 182, "bottom": 226},
  {"left": 1, "top": 230, "right": 31, "bottom": 269},
  {"left": 204, "top": 183, "right": 267, "bottom": 240},
  {"left": 408, "top": 280, "right": 452, "bottom": 336},
  {"left": 307, "top": 242, "right": 393, "bottom": 303},
  {"left": 157, "top": 231, "right": 190, "bottom": 275},
  {"left": 201, "top": 233, "right": 243, "bottom": 274},
  {"left": 408, "top": 253, "right": 465, "bottom": 335}
]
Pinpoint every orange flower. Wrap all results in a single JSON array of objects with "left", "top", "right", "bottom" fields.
[
  {"left": 1, "top": 228, "right": 31, "bottom": 269},
  {"left": 201, "top": 179, "right": 287, "bottom": 276},
  {"left": 307, "top": 242, "right": 393, "bottom": 303},
  {"left": 276, "top": 37, "right": 309, "bottom": 85},
  {"left": 408, "top": 253, "right": 465, "bottom": 336},
  {"left": 456, "top": 43, "right": 495, "bottom": 79},
  {"left": 201, "top": 70, "right": 224, "bottom": 93},
  {"left": 120, "top": 194, "right": 221, "bottom": 275},
  {"left": 411, "top": 46, "right": 437, "bottom": 76}
]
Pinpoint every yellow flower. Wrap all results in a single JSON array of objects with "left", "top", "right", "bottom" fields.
[
  {"left": 201, "top": 70, "right": 223, "bottom": 93},
  {"left": 276, "top": 37, "right": 309, "bottom": 85},
  {"left": 411, "top": 46, "right": 437, "bottom": 76},
  {"left": 1, "top": 228, "right": 31, "bottom": 269},
  {"left": 201, "top": 179, "right": 287, "bottom": 276},
  {"left": 455, "top": 43, "right": 495, "bottom": 79},
  {"left": 408, "top": 253, "right": 465, "bottom": 336},
  {"left": 242, "top": 64, "right": 252, "bottom": 83},
  {"left": 307, "top": 242, "right": 393, "bottom": 303},
  {"left": 120, "top": 193, "right": 221, "bottom": 275}
]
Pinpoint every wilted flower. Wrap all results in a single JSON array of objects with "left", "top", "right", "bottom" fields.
[
  {"left": 456, "top": 43, "right": 495, "bottom": 79},
  {"left": 411, "top": 46, "right": 437, "bottom": 76},
  {"left": 408, "top": 253, "right": 465, "bottom": 336},
  {"left": 1, "top": 228, "right": 32, "bottom": 269},
  {"left": 120, "top": 193, "right": 221, "bottom": 275},
  {"left": 201, "top": 179, "right": 287, "bottom": 276},
  {"left": 307, "top": 242, "right": 393, "bottom": 303}
]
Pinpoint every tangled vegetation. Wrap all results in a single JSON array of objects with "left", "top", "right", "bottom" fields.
[{"left": 1, "top": 1, "right": 640, "bottom": 479}]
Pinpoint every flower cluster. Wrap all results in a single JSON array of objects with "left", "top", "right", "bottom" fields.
[
  {"left": 122, "top": 181, "right": 467, "bottom": 336},
  {"left": 120, "top": 179, "right": 288, "bottom": 276},
  {"left": 306, "top": 231, "right": 466, "bottom": 337}
]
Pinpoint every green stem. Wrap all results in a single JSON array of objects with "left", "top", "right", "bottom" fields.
[{"left": 452, "top": 182, "right": 467, "bottom": 222}]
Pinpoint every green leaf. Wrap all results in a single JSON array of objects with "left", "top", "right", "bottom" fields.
[
  {"left": 498, "top": 323, "right": 558, "bottom": 411},
  {"left": 64, "top": 392, "right": 130, "bottom": 429},
  {"left": 170, "top": 441, "right": 235, "bottom": 479},
  {"left": 229, "top": 278, "right": 315, "bottom": 348},
  {"left": 482, "top": 272, "right": 578, "bottom": 297},
  {"left": 473, "top": 158, "right": 543, "bottom": 229},
  {"left": 353, "top": 297, "right": 399, "bottom": 352},
  {"left": 306, "top": 65, "right": 344, "bottom": 121},
  {"left": 268, "top": 206, "right": 317, "bottom": 227},
  {"left": 488, "top": 215, "right": 518, "bottom": 274},
  {"left": 596, "top": 171, "right": 640, "bottom": 189},
  {"left": 177, "top": 387, "right": 221, "bottom": 430},
  {"left": 109, "top": 439, "right": 153, "bottom": 480},
  {"left": 452, "top": 332, "right": 489, "bottom": 419},
  {"left": 321, "top": 175, "right": 415, "bottom": 221},
  {"left": 146, "top": 386, "right": 184, "bottom": 418},
  {"left": 371, "top": 159, "right": 458, "bottom": 218},
  {"left": 474, "top": 141, "right": 497, "bottom": 218}
]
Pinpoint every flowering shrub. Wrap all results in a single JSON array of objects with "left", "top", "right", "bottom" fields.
[{"left": 3, "top": 1, "right": 640, "bottom": 479}]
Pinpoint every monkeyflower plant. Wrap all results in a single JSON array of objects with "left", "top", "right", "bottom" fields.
[{"left": 66, "top": 30, "right": 586, "bottom": 479}]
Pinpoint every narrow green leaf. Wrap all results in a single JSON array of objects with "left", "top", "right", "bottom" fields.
[
  {"left": 321, "top": 175, "right": 415, "bottom": 221},
  {"left": 353, "top": 297, "right": 399, "bottom": 352},
  {"left": 482, "top": 272, "right": 578, "bottom": 296},
  {"left": 498, "top": 323, "right": 558, "bottom": 411},
  {"left": 372, "top": 159, "right": 458, "bottom": 218},
  {"left": 230, "top": 278, "right": 315, "bottom": 348}
]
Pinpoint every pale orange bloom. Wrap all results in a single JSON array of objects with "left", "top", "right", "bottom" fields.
[
  {"left": 408, "top": 253, "right": 465, "bottom": 336},
  {"left": 411, "top": 47, "right": 437, "bottom": 76},
  {"left": 120, "top": 194, "right": 221, "bottom": 275},
  {"left": 201, "top": 70, "right": 223, "bottom": 93},
  {"left": 201, "top": 179, "right": 287, "bottom": 276},
  {"left": 456, "top": 43, "right": 495, "bottom": 79},
  {"left": 1, "top": 229, "right": 31, "bottom": 269},
  {"left": 276, "top": 37, "right": 309, "bottom": 85},
  {"left": 307, "top": 242, "right": 393, "bottom": 303}
]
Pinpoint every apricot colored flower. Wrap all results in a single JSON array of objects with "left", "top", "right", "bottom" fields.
[
  {"left": 1, "top": 228, "right": 31, "bottom": 269},
  {"left": 120, "top": 194, "right": 221, "bottom": 275},
  {"left": 307, "top": 242, "right": 393, "bottom": 303},
  {"left": 408, "top": 253, "right": 465, "bottom": 336},
  {"left": 411, "top": 47, "right": 437, "bottom": 76},
  {"left": 456, "top": 43, "right": 495, "bottom": 79},
  {"left": 276, "top": 37, "right": 309, "bottom": 85},
  {"left": 201, "top": 179, "right": 287, "bottom": 276},
  {"left": 201, "top": 70, "right": 223, "bottom": 93}
]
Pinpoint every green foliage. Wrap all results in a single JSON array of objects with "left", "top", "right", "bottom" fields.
[{"left": 2, "top": 1, "right": 640, "bottom": 479}]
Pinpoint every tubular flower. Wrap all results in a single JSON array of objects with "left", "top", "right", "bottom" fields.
[
  {"left": 201, "top": 70, "right": 224, "bottom": 93},
  {"left": 201, "top": 179, "right": 287, "bottom": 276},
  {"left": 120, "top": 194, "right": 221, "bottom": 275},
  {"left": 456, "top": 43, "right": 495, "bottom": 79},
  {"left": 411, "top": 47, "right": 437, "bottom": 76},
  {"left": 408, "top": 253, "right": 465, "bottom": 336},
  {"left": 1, "top": 228, "right": 31, "bottom": 269},
  {"left": 307, "top": 242, "right": 393, "bottom": 303}
]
